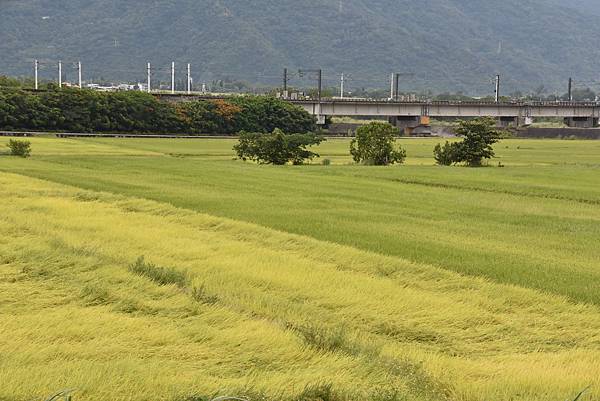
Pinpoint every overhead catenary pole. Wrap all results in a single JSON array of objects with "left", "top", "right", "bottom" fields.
[
  {"left": 390, "top": 73, "right": 394, "bottom": 100},
  {"left": 171, "top": 62, "right": 175, "bottom": 94},
  {"left": 340, "top": 73, "right": 345, "bottom": 99},
  {"left": 147, "top": 62, "right": 151, "bottom": 93},
  {"left": 298, "top": 68, "right": 323, "bottom": 123},
  {"left": 395, "top": 73, "right": 400, "bottom": 101},
  {"left": 58, "top": 61, "right": 62, "bottom": 88},
  {"left": 568, "top": 77, "right": 573, "bottom": 102},
  {"left": 78, "top": 61, "right": 82, "bottom": 89},
  {"left": 318, "top": 69, "right": 322, "bottom": 102},
  {"left": 187, "top": 63, "right": 191, "bottom": 94},
  {"left": 495, "top": 74, "right": 500, "bottom": 103},
  {"left": 34, "top": 59, "right": 39, "bottom": 90}
]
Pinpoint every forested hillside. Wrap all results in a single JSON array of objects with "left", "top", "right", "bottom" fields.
[{"left": 1, "top": 0, "right": 599, "bottom": 93}]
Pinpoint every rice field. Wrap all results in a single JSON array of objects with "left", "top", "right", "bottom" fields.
[{"left": 0, "top": 136, "right": 599, "bottom": 401}]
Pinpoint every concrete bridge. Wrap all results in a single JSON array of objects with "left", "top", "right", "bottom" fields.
[
  {"left": 154, "top": 94, "right": 600, "bottom": 132},
  {"left": 289, "top": 99, "right": 600, "bottom": 131}
]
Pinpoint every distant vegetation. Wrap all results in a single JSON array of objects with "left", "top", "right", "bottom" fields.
[
  {"left": 4, "top": 0, "right": 600, "bottom": 93},
  {"left": 0, "top": 87, "right": 315, "bottom": 134}
]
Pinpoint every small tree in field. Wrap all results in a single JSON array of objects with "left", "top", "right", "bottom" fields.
[
  {"left": 433, "top": 141, "right": 460, "bottom": 166},
  {"left": 434, "top": 117, "right": 504, "bottom": 166},
  {"left": 234, "top": 128, "right": 324, "bottom": 165},
  {"left": 350, "top": 122, "right": 406, "bottom": 165},
  {"left": 6, "top": 139, "right": 31, "bottom": 158}
]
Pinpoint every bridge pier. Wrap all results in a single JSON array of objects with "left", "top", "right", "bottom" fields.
[
  {"left": 497, "top": 116, "right": 519, "bottom": 128},
  {"left": 388, "top": 116, "right": 431, "bottom": 135},
  {"left": 564, "top": 117, "right": 598, "bottom": 128}
]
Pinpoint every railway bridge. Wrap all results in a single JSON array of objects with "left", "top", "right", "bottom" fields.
[
  {"left": 154, "top": 94, "right": 600, "bottom": 132},
  {"left": 288, "top": 99, "right": 600, "bottom": 131}
]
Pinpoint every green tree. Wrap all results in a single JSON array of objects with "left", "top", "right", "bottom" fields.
[
  {"left": 234, "top": 129, "right": 324, "bottom": 165},
  {"left": 350, "top": 122, "right": 406, "bottom": 165},
  {"left": 433, "top": 117, "right": 504, "bottom": 167}
]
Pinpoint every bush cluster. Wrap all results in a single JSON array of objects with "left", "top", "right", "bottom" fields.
[
  {"left": 234, "top": 129, "right": 324, "bottom": 165},
  {"left": 434, "top": 117, "right": 505, "bottom": 166},
  {"left": 0, "top": 88, "right": 315, "bottom": 135},
  {"left": 6, "top": 139, "right": 31, "bottom": 157}
]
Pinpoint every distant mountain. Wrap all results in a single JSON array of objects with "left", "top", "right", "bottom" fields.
[
  {"left": 1, "top": 0, "right": 600, "bottom": 94},
  {"left": 555, "top": 0, "right": 600, "bottom": 15}
]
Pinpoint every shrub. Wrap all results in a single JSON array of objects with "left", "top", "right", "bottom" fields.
[
  {"left": 350, "top": 122, "right": 406, "bottom": 165},
  {"left": 321, "top": 158, "right": 332, "bottom": 166},
  {"left": 434, "top": 117, "right": 504, "bottom": 166},
  {"left": 234, "top": 129, "right": 324, "bottom": 165},
  {"left": 6, "top": 139, "right": 31, "bottom": 157},
  {"left": 433, "top": 141, "right": 461, "bottom": 166}
]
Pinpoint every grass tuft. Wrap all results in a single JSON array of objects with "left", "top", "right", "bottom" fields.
[{"left": 129, "top": 256, "right": 188, "bottom": 287}]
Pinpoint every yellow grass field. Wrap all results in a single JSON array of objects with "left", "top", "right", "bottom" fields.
[{"left": 1, "top": 137, "right": 599, "bottom": 401}]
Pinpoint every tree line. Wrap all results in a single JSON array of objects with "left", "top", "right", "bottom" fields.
[
  {"left": 0, "top": 87, "right": 316, "bottom": 134},
  {"left": 235, "top": 118, "right": 504, "bottom": 167}
]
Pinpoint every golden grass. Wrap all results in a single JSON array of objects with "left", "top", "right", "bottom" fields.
[{"left": 1, "top": 172, "right": 600, "bottom": 401}]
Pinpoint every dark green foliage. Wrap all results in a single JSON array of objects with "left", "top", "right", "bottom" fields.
[
  {"left": 350, "top": 122, "right": 406, "bottom": 166},
  {"left": 229, "top": 96, "right": 316, "bottom": 134},
  {"left": 234, "top": 129, "right": 324, "bottom": 165},
  {"left": 129, "top": 256, "right": 188, "bottom": 287},
  {"left": 6, "top": 139, "right": 31, "bottom": 157},
  {"left": 0, "top": 88, "right": 314, "bottom": 135},
  {"left": 434, "top": 118, "right": 504, "bottom": 167},
  {"left": 433, "top": 142, "right": 461, "bottom": 166}
]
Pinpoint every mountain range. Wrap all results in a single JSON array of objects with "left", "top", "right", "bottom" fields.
[{"left": 2, "top": 0, "right": 600, "bottom": 94}]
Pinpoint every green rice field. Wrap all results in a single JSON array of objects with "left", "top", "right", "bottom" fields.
[{"left": 0, "top": 136, "right": 599, "bottom": 401}]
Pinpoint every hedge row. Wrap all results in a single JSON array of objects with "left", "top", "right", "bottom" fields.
[{"left": 0, "top": 88, "right": 316, "bottom": 134}]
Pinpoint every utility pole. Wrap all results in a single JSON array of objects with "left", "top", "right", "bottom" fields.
[
  {"left": 171, "top": 62, "right": 175, "bottom": 94},
  {"left": 78, "top": 61, "right": 82, "bottom": 89},
  {"left": 340, "top": 73, "right": 345, "bottom": 99},
  {"left": 298, "top": 68, "right": 323, "bottom": 124},
  {"left": 187, "top": 63, "right": 191, "bottom": 94},
  {"left": 390, "top": 73, "right": 413, "bottom": 101},
  {"left": 568, "top": 77, "right": 573, "bottom": 102},
  {"left": 58, "top": 61, "right": 62, "bottom": 88},
  {"left": 34, "top": 60, "right": 39, "bottom": 90},
  {"left": 316, "top": 69, "right": 322, "bottom": 102},
  {"left": 494, "top": 74, "right": 500, "bottom": 103},
  {"left": 147, "top": 62, "right": 151, "bottom": 93},
  {"left": 298, "top": 68, "right": 322, "bottom": 101}
]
